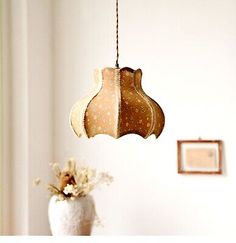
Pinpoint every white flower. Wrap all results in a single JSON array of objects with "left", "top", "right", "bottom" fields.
[
  {"left": 71, "top": 185, "right": 80, "bottom": 196},
  {"left": 63, "top": 184, "right": 74, "bottom": 195},
  {"left": 63, "top": 184, "right": 81, "bottom": 197}
]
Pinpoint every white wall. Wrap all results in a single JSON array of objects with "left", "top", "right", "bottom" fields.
[
  {"left": 52, "top": 0, "right": 236, "bottom": 235},
  {"left": 2, "top": 0, "right": 236, "bottom": 236},
  {"left": 2, "top": 0, "right": 53, "bottom": 235},
  {"left": 27, "top": 0, "right": 53, "bottom": 235}
]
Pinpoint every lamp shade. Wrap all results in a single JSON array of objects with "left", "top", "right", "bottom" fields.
[{"left": 70, "top": 67, "right": 165, "bottom": 139}]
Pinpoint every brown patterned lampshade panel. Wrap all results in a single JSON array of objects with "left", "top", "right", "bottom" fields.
[{"left": 70, "top": 67, "right": 165, "bottom": 139}]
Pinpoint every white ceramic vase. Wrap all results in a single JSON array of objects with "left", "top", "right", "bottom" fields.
[{"left": 48, "top": 195, "right": 95, "bottom": 235}]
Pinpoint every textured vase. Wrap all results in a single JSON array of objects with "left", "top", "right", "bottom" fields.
[{"left": 48, "top": 195, "right": 95, "bottom": 235}]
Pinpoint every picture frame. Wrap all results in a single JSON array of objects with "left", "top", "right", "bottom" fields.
[{"left": 177, "top": 140, "right": 223, "bottom": 174}]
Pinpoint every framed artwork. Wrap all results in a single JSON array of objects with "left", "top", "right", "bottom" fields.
[{"left": 177, "top": 140, "right": 223, "bottom": 174}]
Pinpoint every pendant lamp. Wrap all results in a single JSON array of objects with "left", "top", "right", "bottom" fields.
[{"left": 70, "top": 0, "right": 165, "bottom": 139}]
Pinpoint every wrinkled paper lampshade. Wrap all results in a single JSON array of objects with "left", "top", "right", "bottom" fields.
[{"left": 70, "top": 67, "right": 165, "bottom": 138}]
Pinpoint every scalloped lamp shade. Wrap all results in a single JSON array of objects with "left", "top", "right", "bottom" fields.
[{"left": 70, "top": 67, "right": 165, "bottom": 139}]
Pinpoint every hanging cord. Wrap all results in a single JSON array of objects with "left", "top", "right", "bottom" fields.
[{"left": 115, "top": 0, "right": 119, "bottom": 68}]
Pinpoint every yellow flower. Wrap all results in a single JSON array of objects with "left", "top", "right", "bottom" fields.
[{"left": 32, "top": 177, "right": 41, "bottom": 186}]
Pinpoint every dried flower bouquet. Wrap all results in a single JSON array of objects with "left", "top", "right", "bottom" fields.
[{"left": 35, "top": 158, "right": 113, "bottom": 201}]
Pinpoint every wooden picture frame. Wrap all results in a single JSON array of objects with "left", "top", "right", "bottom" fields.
[{"left": 177, "top": 140, "right": 223, "bottom": 174}]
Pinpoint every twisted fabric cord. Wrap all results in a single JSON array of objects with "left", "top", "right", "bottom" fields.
[{"left": 115, "top": 0, "right": 119, "bottom": 68}]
